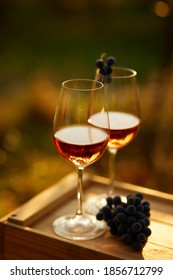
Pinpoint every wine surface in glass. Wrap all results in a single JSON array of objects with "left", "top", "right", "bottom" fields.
[
  {"left": 89, "top": 111, "right": 140, "bottom": 150},
  {"left": 54, "top": 125, "right": 109, "bottom": 167}
]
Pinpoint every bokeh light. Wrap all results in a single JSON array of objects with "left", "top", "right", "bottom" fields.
[{"left": 154, "top": 1, "right": 170, "bottom": 17}]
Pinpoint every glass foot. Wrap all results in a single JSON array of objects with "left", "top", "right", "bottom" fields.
[
  {"left": 84, "top": 194, "right": 107, "bottom": 215},
  {"left": 52, "top": 213, "right": 106, "bottom": 240}
]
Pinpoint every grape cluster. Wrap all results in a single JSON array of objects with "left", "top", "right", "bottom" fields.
[
  {"left": 96, "top": 193, "right": 152, "bottom": 251},
  {"left": 96, "top": 55, "right": 116, "bottom": 84}
]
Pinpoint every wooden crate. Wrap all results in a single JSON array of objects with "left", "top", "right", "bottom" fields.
[{"left": 0, "top": 172, "right": 173, "bottom": 260}]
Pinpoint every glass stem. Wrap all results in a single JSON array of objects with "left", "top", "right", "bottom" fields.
[
  {"left": 107, "top": 149, "right": 117, "bottom": 195},
  {"left": 76, "top": 167, "right": 84, "bottom": 216}
]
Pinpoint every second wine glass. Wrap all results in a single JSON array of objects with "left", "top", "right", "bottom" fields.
[
  {"left": 53, "top": 79, "right": 109, "bottom": 240},
  {"left": 86, "top": 67, "right": 141, "bottom": 213}
]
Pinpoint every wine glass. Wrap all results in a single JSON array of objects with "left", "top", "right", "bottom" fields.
[
  {"left": 52, "top": 79, "right": 109, "bottom": 240},
  {"left": 86, "top": 67, "right": 141, "bottom": 213}
]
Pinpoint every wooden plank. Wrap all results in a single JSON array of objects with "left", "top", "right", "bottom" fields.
[
  {"left": 151, "top": 210, "right": 173, "bottom": 225},
  {"left": 1, "top": 223, "right": 116, "bottom": 260},
  {"left": 1, "top": 220, "right": 173, "bottom": 260}
]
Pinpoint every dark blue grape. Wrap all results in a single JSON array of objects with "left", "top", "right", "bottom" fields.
[
  {"left": 121, "top": 233, "right": 133, "bottom": 244},
  {"left": 115, "top": 213, "right": 127, "bottom": 223},
  {"left": 106, "top": 56, "right": 115, "bottom": 66},
  {"left": 96, "top": 211, "right": 103, "bottom": 220},
  {"left": 132, "top": 240, "right": 143, "bottom": 251},
  {"left": 135, "top": 193, "right": 144, "bottom": 200},
  {"left": 136, "top": 203, "right": 144, "bottom": 212},
  {"left": 142, "top": 201, "right": 150, "bottom": 206},
  {"left": 99, "top": 67, "right": 107, "bottom": 75},
  {"left": 117, "top": 223, "right": 128, "bottom": 235},
  {"left": 127, "top": 227, "right": 136, "bottom": 236},
  {"left": 143, "top": 205, "right": 150, "bottom": 214},
  {"left": 132, "top": 222, "right": 142, "bottom": 233},
  {"left": 105, "top": 65, "right": 112, "bottom": 74},
  {"left": 112, "top": 216, "right": 119, "bottom": 227},
  {"left": 113, "top": 196, "right": 121, "bottom": 205},
  {"left": 115, "top": 205, "right": 125, "bottom": 214},
  {"left": 137, "top": 232, "right": 147, "bottom": 243},
  {"left": 138, "top": 219, "right": 146, "bottom": 228},
  {"left": 126, "top": 205, "right": 136, "bottom": 215},
  {"left": 144, "top": 217, "right": 150, "bottom": 226},
  {"left": 96, "top": 59, "right": 104, "bottom": 68},
  {"left": 106, "top": 196, "right": 113, "bottom": 207},
  {"left": 127, "top": 216, "right": 136, "bottom": 226},
  {"left": 134, "top": 196, "right": 141, "bottom": 205},
  {"left": 107, "top": 218, "right": 114, "bottom": 227},
  {"left": 127, "top": 195, "right": 135, "bottom": 205},
  {"left": 102, "top": 206, "right": 112, "bottom": 221},
  {"left": 134, "top": 211, "right": 145, "bottom": 220},
  {"left": 142, "top": 227, "right": 152, "bottom": 237}
]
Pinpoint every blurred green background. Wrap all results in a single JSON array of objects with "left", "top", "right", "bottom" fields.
[{"left": 0, "top": 0, "right": 173, "bottom": 217}]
